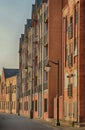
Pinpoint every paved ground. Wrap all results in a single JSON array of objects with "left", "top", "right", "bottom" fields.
[{"left": 0, "top": 113, "right": 85, "bottom": 130}]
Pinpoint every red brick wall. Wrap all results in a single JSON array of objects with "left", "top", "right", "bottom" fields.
[
  {"left": 59, "top": 96, "right": 63, "bottom": 120},
  {"left": 48, "top": 0, "right": 62, "bottom": 118},
  {"left": 54, "top": 97, "right": 57, "bottom": 119},
  {"left": 54, "top": 96, "right": 63, "bottom": 120},
  {"left": 79, "top": 0, "right": 85, "bottom": 122}
]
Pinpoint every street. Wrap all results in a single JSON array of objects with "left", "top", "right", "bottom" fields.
[
  {"left": 0, "top": 113, "right": 60, "bottom": 130},
  {"left": 0, "top": 113, "right": 85, "bottom": 130}
]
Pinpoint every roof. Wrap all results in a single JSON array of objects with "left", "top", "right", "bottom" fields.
[{"left": 3, "top": 68, "right": 19, "bottom": 79}]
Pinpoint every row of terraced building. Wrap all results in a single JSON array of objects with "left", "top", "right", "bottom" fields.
[
  {"left": 19, "top": 0, "right": 85, "bottom": 126},
  {"left": 0, "top": 0, "right": 85, "bottom": 127}
]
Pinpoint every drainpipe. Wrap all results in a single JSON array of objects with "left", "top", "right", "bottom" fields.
[{"left": 76, "top": 1, "right": 79, "bottom": 124}]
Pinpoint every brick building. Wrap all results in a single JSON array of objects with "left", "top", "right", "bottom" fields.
[
  {"left": 62, "top": 0, "right": 85, "bottom": 126},
  {"left": 0, "top": 68, "right": 19, "bottom": 114},
  {"left": 19, "top": 0, "right": 62, "bottom": 120},
  {"left": 19, "top": 20, "right": 32, "bottom": 116},
  {"left": 18, "top": 0, "right": 85, "bottom": 126}
]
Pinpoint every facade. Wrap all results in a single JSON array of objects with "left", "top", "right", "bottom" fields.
[
  {"left": 32, "top": 0, "right": 63, "bottom": 119},
  {"left": 0, "top": 68, "right": 19, "bottom": 114},
  {"left": 19, "top": 20, "right": 32, "bottom": 116},
  {"left": 0, "top": 0, "right": 85, "bottom": 127},
  {"left": 19, "top": 0, "right": 63, "bottom": 120},
  {"left": 17, "top": 0, "right": 85, "bottom": 127},
  {"left": 62, "top": 0, "right": 85, "bottom": 126}
]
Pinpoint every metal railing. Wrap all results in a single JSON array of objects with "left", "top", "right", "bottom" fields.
[{"left": 68, "top": 83, "right": 72, "bottom": 97}]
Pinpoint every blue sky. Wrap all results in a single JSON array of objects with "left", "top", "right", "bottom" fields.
[{"left": 0, "top": 0, "right": 35, "bottom": 74}]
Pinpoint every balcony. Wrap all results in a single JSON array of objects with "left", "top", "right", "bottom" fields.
[
  {"left": 68, "top": 23, "right": 73, "bottom": 39},
  {"left": 68, "top": 84, "right": 72, "bottom": 97}
]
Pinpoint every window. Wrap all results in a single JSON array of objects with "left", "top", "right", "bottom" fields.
[
  {"left": 74, "top": 37, "right": 78, "bottom": 56},
  {"left": 68, "top": 43, "right": 73, "bottom": 68},
  {"left": 44, "top": 99, "right": 47, "bottom": 112},
  {"left": 44, "top": 22, "right": 48, "bottom": 33},
  {"left": 64, "top": 102, "right": 67, "bottom": 117},
  {"left": 69, "top": 103, "right": 72, "bottom": 117},
  {"left": 73, "top": 102, "right": 77, "bottom": 118},
  {"left": 70, "top": 16, "right": 73, "bottom": 24},
  {"left": 65, "top": 73, "right": 68, "bottom": 88},
  {"left": 65, "top": 44, "right": 68, "bottom": 66},
  {"left": 32, "top": 101, "right": 34, "bottom": 111},
  {"left": 65, "top": 16, "right": 68, "bottom": 32},
  {"left": 66, "top": 44, "right": 68, "bottom": 60},
  {"left": 44, "top": 45, "right": 48, "bottom": 58},
  {"left": 44, "top": 71, "right": 48, "bottom": 81},
  {"left": 44, "top": 7, "right": 48, "bottom": 23},
  {"left": 35, "top": 76, "right": 37, "bottom": 86},
  {"left": 35, "top": 100, "right": 37, "bottom": 111},
  {"left": 74, "top": 69, "right": 77, "bottom": 87},
  {"left": 68, "top": 54, "right": 73, "bottom": 68},
  {"left": 68, "top": 16, "right": 73, "bottom": 39},
  {"left": 75, "top": 6, "right": 78, "bottom": 24},
  {"left": 69, "top": 43, "right": 73, "bottom": 54},
  {"left": 2, "top": 89, "right": 4, "bottom": 96}
]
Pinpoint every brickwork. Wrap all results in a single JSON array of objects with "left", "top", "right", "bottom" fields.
[
  {"left": 18, "top": 0, "right": 85, "bottom": 126},
  {"left": 79, "top": 0, "right": 85, "bottom": 122},
  {"left": 19, "top": 0, "right": 63, "bottom": 120},
  {"left": 62, "top": 0, "right": 85, "bottom": 125},
  {"left": 48, "top": 0, "right": 62, "bottom": 118},
  {"left": 0, "top": 68, "right": 19, "bottom": 114}
]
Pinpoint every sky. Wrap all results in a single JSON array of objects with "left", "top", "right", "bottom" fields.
[{"left": 0, "top": 0, "right": 35, "bottom": 74}]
